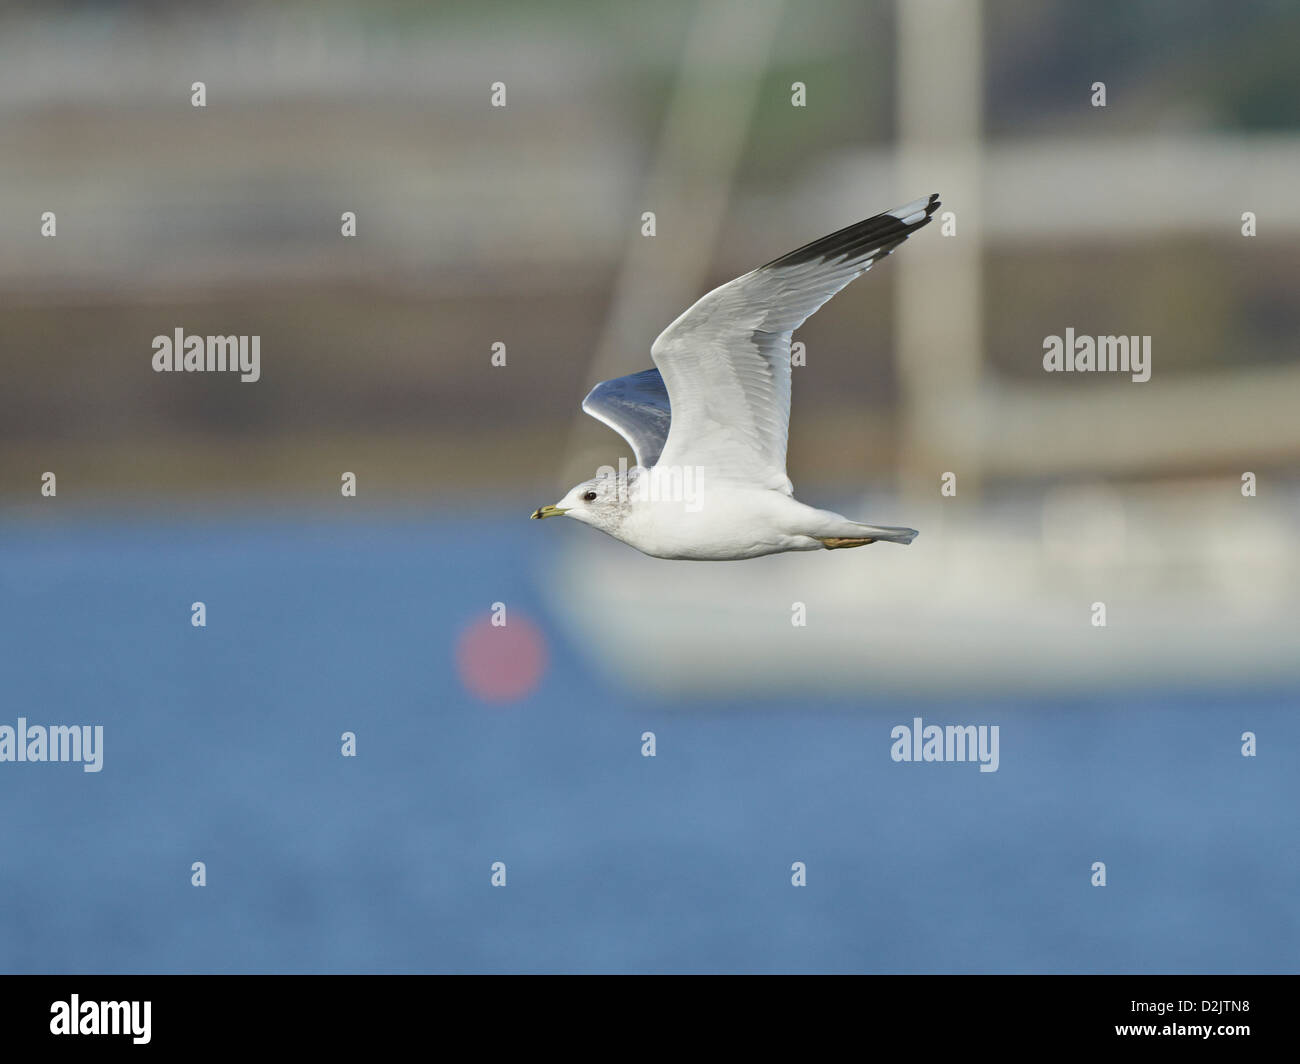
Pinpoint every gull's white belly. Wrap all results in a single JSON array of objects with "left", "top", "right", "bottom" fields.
[{"left": 615, "top": 490, "right": 825, "bottom": 560}]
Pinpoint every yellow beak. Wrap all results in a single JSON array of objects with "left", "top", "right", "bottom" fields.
[{"left": 530, "top": 505, "right": 569, "bottom": 520}]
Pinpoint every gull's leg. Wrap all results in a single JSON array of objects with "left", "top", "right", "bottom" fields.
[{"left": 818, "top": 536, "right": 876, "bottom": 549}]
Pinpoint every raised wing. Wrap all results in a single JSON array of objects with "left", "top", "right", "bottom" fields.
[
  {"left": 581, "top": 367, "right": 672, "bottom": 469},
  {"left": 650, "top": 194, "right": 940, "bottom": 492}
]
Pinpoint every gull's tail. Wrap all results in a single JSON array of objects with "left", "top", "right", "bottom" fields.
[
  {"left": 800, "top": 503, "right": 920, "bottom": 547},
  {"left": 851, "top": 523, "right": 918, "bottom": 545}
]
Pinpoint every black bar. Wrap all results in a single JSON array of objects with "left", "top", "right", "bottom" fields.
[{"left": 0, "top": 975, "right": 1288, "bottom": 1051}]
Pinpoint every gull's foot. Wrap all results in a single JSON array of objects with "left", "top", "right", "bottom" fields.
[{"left": 819, "top": 536, "right": 876, "bottom": 550}]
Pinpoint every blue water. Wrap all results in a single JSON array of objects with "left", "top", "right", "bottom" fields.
[{"left": 1, "top": 510, "right": 1296, "bottom": 973}]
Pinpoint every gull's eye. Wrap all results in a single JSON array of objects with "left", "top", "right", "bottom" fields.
[{"left": 582, "top": 491, "right": 598, "bottom": 502}]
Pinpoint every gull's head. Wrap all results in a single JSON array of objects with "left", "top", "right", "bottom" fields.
[{"left": 530, "top": 473, "right": 628, "bottom": 532}]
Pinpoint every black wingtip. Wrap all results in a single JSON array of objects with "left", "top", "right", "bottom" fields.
[{"left": 760, "top": 193, "right": 942, "bottom": 271}]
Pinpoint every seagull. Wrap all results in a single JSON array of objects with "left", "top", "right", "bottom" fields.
[{"left": 532, "top": 193, "right": 940, "bottom": 560}]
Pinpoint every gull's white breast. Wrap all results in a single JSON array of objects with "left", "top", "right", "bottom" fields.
[{"left": 618, "top": 480, "right": 824, "bottom": 560}]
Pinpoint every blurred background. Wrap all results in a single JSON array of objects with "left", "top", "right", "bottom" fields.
[{"left": 1, "top": 0, "right": 1297, "bottom": 973}]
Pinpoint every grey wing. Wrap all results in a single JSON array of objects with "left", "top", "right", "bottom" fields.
[
  {"left": 581, "top": 367, "right": 673, "bottom": 469},
  {"left": 651, "top": 194, "right": 941, "bottom": 492}
]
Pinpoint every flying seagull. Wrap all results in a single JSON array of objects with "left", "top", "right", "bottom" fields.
[{"left": 532, "top": 193, "right": 940, "bottom": 560}]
